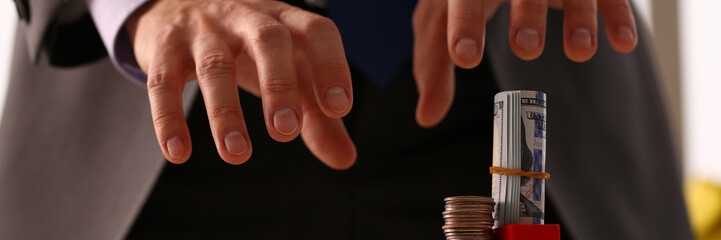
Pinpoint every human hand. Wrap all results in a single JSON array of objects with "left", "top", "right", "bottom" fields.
[
  {"left": 412, "top": 0, "right": 638, "bottom": 127},
  {"left": 127, "top": 0, "right": 356, "bottom": 169}
]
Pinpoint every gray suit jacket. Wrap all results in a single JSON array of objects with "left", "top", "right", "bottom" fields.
[
  {"left": 0, "top": 1, "right": 692, "bottom": 239},
  {"left": 1, "top": 1, "right": 197, "bottom": 239}
]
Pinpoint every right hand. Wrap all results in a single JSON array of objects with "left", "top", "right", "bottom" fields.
[
  {"left": 127, "top": 0, "right": 356, "bottom": 169},
  {"left": 412, "top": 0, "right": 638, "bottom": 127}
]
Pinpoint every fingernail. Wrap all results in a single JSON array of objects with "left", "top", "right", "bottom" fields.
[
  {"left": 571, "top": 28, "right": 592, "bottom": 48},
  {"left": 617, "top": 26, "right": 634, "bottom": 41},
  {"left": 515, "top": 27, "right": 540, "bottom": 52},
  {"left": 166, "top": 136, "right": 184, "bottom": 159},
  {"left": 325, "top": 86, "right": 349, "bottom": 113},
  {"left": 455, "top": 38, "right": 479, "bottom": 60},
  {"left": 273, "top": 107, "right": 299, "bottom": 135},
  {"left": 224, "top": 130, "right": 248, "bottom": 155}
]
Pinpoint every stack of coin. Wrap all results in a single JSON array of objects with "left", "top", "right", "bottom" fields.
[{"left": 442, "top": 196, "right": 496, "bottom": 240}]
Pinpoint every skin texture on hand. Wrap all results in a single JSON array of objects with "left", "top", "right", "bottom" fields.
[
  {"left": 412, "top": 0, "right": 638, "bottom": 128},
  {"left": 127, "top": 0, "right": 638, "bottom": 169},
  {"left": 127, "top": 0, "right": 356, "bottom": 169}
]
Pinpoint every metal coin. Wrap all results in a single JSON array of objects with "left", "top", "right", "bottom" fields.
[
  {"left": 443, "top": 210, "right": 493, "bottom": 213},
  {"left": 445, "top": 198, "right": 495, "bottom": 202},
  {"left": 444, "top": 219, "right": 494, "bottom": 223},
  {"left": 444, "top": 217, "right": 494, "bottom": 221},
  {"left": 443, "top": 215, "right": 492, "bottom": 218},
  {"left": 443, "top": 229, "right": 494, "bottom": 233},
  {"left": 444, "top": 196, "right": 494, "bottom": 201},
  {"left": 445, "top": 237, "right": 495, "bottom": 240},
  {"left": 445, "top": 202, "right": 495, "bottom": 206},
  {"left": 446, "top": 237, "right": 495, "bottom": 240},
  {"left": 444, "top": 223, "right": 494, "bottom": 227},
  {"left": 442, "top": 224, "right": 493, "bottom": 229},
  {"left": 444, "top": 196, "right": 495, "bottom": 203},
  {"left": 444, "top": 220, "right": 494, "bottom": 225},
  {"left": 445, "top": 202, "right": 494, "bottom": 206},
  {"left": 445, "top": 206, "right": 494, "bottom": 211},
  {"left": 445, "top": 203, "right": 495, "bottom": 208},
  {"left": 443, "top": 201, "right": 493, "bottom": 205},
  {"left": 446, "top": 236, "right": 496, "bottom": 240},
  {"left": 446, "top": 234, "right": 495, "bottom": 238},
  {"left": 445, "top": 221, "right": 494, "bottom": 226},
  {"left": 445, "top": 231, "right": 495, "bottom": 236},
  {"left": 443, "top": 196, "right": 498, "bottom": 239},
  {"left": 443, "top": 211, "right": 494, "bottom": 216},
  {"left": 444, "top": 207, "right": 494, "bottom": 212},
  {"left": 443, "top": 230, "right": 494, "bottom": 235},
  {"left": 443, "top": 216, "right": 494, "bottom": 220},
  {"left": 444, "top": 229, "right": 491, "bottom": 234}
]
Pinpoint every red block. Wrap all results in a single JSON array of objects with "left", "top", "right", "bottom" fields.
[{"left": 496, "top": 224, "right": 560, "bottom": 240}]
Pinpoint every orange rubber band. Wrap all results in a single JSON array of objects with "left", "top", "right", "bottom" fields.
[{"left": 489, "top": 166, "right": 550, "bottom": 179}]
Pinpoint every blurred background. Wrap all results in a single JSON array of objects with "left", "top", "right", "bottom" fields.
[{"left": 0, "top": 0, "right": 719, "bottom": 239}]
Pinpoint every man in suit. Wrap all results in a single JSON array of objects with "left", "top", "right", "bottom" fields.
[{"left": 1, "top": 0, "right": 692, "bottom": 239}]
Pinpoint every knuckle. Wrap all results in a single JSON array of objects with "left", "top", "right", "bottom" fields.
[
  {"left": 152, "top": 108, "right": 183, "bottom": 126},
  {"left": 196, "top": 50, "right": 233, "bottom": 79},
  {"left": 315, "top": 61, "right": 347, "bottom": 75},
  {"left": 302, "top": 16, "right": 340, "bottom": 43},
  {"left": 253, "top": 23, "right": 292, "bottom": 44},
  {"left": 154, "top": 25, "right": 184, "bottom": 46},
  {"left": 209, "top": 1, "right": 251, "bottom": 18},
  {"left": 449, "top": 11, "right": 481, "bottom": 23},
  {"left": 206, "top": 105, "right": 242, "bottom": 120},
  {"left": 217, "top": 1, "right": 241, "bottom": 15},
  {"left": 516, "top": 0, "right": 545, "bottom": 10},
  {"left": 188, "top": 9, "right": 215, "bottom": 31},
  {"left": 147, "top": 71, "right": 177, "bottom": 93},
  {"left": 147, "top": 72, "right": 183, "bottom": 126},
  {"left": 302, "top": 15, "right": 337, "bottom": 34},
  {"left": 262, "top": 77, "right": 295, "bottom": 95}
]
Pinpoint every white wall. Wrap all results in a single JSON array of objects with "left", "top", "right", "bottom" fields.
[
  {"left": 0, "top": 2, "right": 17, "bottom": 123},
  {"left": 682, "top": 1, "right": 721, "bottom": 183}
]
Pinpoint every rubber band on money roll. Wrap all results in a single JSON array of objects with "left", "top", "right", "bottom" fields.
[{"left": 489, "top": 166, "right": 550, "bottom": 179}]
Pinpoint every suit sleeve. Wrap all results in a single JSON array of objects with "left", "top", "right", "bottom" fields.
[{"left": 85, "top": 0, "right": 149, "bottom": 85}]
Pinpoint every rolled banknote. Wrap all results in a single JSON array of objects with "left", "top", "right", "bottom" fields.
[{"left": 492, "top": 91, "right": 547, "bottom": 227}]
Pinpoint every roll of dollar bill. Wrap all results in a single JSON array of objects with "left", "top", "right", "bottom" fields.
[{"left": 492, "top": 91, "right": 547, "bottom": 227}]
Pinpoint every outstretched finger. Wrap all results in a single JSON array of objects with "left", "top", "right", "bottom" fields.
[
  {"left": 191, "top": 32, "right": 252, "bottom": 165},
  {"left": 238, "top": 12, "right": 303, "bottom": 142},
  {"left": 413, "top": 0, "right": 456, "bottom": 127},
  {"left": 277, "top": 7, "right": 354, "bottom": 119},
  {"left": 561, "top": 0, "right": 598, "bottom": 62},
  {"left": 598, "top": 0, "right": 637, "bottom": 53},
  {"left": 509, "top": 0, "right": 548, "bottom": 60},
  {"left": 295, "top": 58, "right": 356, "bottom": 170},
  {"left": 447, "top": 0, "right": 486, "bottom": 69},
  {"left": 146, "top": 45, "right": 192, "bottom": 164}
]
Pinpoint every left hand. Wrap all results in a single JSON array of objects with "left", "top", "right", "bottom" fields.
[
  {"left": 127, "top": 0, "right": 356, "bottom": 168},
  {"left": 412, "top": 0, "right": 638, "bottom": 127}
]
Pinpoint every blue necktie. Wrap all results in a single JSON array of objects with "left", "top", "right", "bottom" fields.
[{"left": 328, "top": 0, "right": 417, "bottom": 88}]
